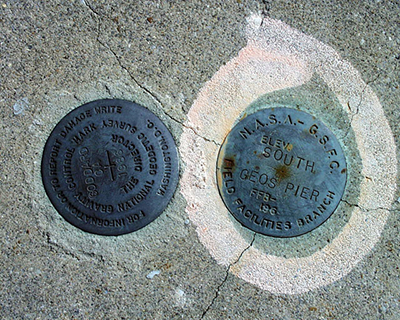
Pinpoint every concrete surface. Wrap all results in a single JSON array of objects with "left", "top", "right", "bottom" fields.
[{"left": 1, "top": 0, "right": 399, "bottom": 319}]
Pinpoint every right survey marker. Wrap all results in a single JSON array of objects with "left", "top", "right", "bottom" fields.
[{"left": 216, "top": 107, "right": 347, "bottom": 237}]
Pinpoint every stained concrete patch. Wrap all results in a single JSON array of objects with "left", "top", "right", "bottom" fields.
[{"left": 180, "top": 15, "right": 397, "bottom": 294}]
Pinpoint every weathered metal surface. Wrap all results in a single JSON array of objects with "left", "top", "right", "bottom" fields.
[
  {"left": 42, "top": 99, "right": 179, "bottom": 236},
  {"left": 216, "top": 107, "right": 347, "bottom": 237}
]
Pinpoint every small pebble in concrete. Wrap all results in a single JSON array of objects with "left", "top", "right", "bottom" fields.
[
  {"left": 13, "top": 98, "right": 29, "bottom": 115},
  {"left": 146, "top": 270, "right": 161, "bottom": 279}
]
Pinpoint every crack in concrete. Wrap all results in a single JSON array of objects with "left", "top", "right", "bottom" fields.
[
  {"left": 45, "top": 231, "right": 81, "bottom": 261},
  {"left": 104, "top": 84, "right": 113, "bottom": 97},
  {"left": 260, "top": 0, "right": 272, "bottom": 22},
  {"left": 45, "top": 232, "right": 106, "bottom": 263},
  {"left": 200, "top": 233, "right": 256, "bottom": 319},
  {"left": 340, "top": 199, "right": 396, "bottom": 212},
  {"left": 73, "top": 94, "right": 82, "bottom": 102},
  {"left": 341, "top": 87, "right": 364, "bottom": 141},
  {"left": 84, "top": 0, "right": 102, "bottom": 43},
  {"left": 184, "top": 124, "right": 221, "bottom": 146},
  {"left": 162, "top": 112, "right": 221, "bottom": 146},
  {"left": 341, "top": 73, "right": 381, "bottom": 141},
  {"left": 81, "top": 0, "right": 100, "bottom": 18},
  {"left": 98, "top": 38, "right": 220, "bottom": 146},
  {"left": 82, "top": 0, "right": 221, "bottom": 147}
]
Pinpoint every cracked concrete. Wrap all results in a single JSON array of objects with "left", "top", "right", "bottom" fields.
[
  {"left": 340, "top": 199, "right": 396, "bottom": 213},
  {"left": 260, "top": 0, "right": 272, "bottom": 20},
  {"left": 1, "top": 0, "right": 399, "bottom": 319},
  {"left": 341, "top": 72, "right": 383, "bottom": 141},
  {"left": 84, "top": 2, "right": 218, "bottom": 147},
  {"left": 200, "top": 233, "right": 256, "bottom": 319}
]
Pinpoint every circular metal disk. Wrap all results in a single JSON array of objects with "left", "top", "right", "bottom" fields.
[
  {"left": 216, "top": 107, "right": 347, "bottom": 237},
  {"left": 42, "top": 99, "right": 179, "bottom": 236}
]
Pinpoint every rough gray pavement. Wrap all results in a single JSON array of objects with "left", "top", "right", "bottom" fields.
[{"left": 1, "top": 1, "right": 399, "bottom": 319}]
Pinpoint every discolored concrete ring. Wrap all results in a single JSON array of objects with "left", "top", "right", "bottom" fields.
[{"left": 180, "top": 16, "right": 397, "bottom": 294}]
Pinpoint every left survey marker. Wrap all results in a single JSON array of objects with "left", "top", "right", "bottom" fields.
[{"left": 41, "top": 99, "right": 179, "bottom": 236}]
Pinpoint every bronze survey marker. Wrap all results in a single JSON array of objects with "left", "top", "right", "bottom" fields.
[
  {"left": 216, "top": 107, "right": 347, "bottom": 237},
  {"left": 42, "top": 99, "right": 179, "bottom": 236}
]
